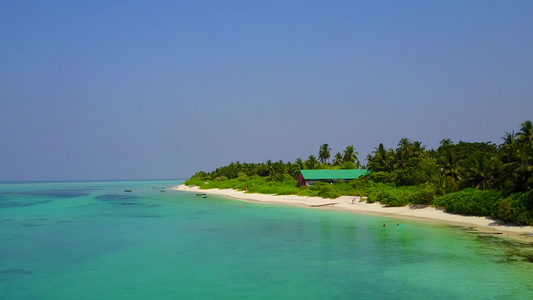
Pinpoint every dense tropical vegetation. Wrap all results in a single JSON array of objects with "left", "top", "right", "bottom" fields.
[{"left": 185, "top": 121, "right": 533, "bottom": 225}]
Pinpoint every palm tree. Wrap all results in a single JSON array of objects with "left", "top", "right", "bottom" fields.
[
  {"left": 439, "top": 149, "right": 461, "bottom": 182},
  {"left": 517, "top": 120, "right": 533, "bottom": 146},
  {"left": 305, "top": 155, "right": 319, "bottom": 170},
  {"left": 519, "top": 146, "right": 533, "bottom": 190},
  {"left": 411, "top": 141, "right": 426, "bottom": 157},
  {"left": 440, "top": 139, "right": 453, "bottom": 148},
  {"left": 499, "top": 131, "right": 519, "bottom": 166},
  {"left": 396, "top": 138, "right": 412, "bottom": 158},
  {"left": 318, "top": 144, "right": 331, "bottom": 164},
  {"left": 431, "top": 174, "right": 452, "bottom": 195},
  {"left": 499, "top": 139, "right": 533, "bottom": 192},
  {"left": 394, "top": 150, "right": 408, "bottom": 169},
  {"left": 343, "top": 145, "right": 360, "bottom": 167},
  {"left": 367, "top": 143, "right": 394, "bottom": 172},
  {"left": 462, "top": 152, "right": 500, "bottom": 190},
  {"left": 266, "top": 159, "right": 274, "bottom": 176},
  {"left": 499, "top": 123, "right": 533, "bottom": 192},
  {"left": 333, "top": 153, "right": 343, "bottom": 166},
  {"left": 394, "top": 138, "right": 413, "bottom": 169},
  {"left": 501, "top": 131, "right": 517, "bottom": 147},
  {"left": 295, "top": 158, "right": 304, "bottom": 170}
]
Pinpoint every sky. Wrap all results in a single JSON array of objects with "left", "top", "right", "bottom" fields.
[{"left": 1, "top": 0, "right": 532, "bottom": 181}]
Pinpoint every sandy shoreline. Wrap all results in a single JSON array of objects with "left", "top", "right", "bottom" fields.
[{"left": 174, "top": 184, "right": 533, "bottom": 243}]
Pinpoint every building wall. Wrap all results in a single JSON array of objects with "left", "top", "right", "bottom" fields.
[{"left": 297, "top": 173, "right": 306, "bottom": 187}]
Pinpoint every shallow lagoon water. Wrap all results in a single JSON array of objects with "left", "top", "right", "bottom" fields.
[{"left": 1, "top": 181, "right": 532, "bottom": 299}]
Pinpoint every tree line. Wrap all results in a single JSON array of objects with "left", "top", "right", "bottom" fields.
[
  {"left": 186, "top": 120, "right": 533, "bottom": 225},
  {"left": 190, "top": 143, "right": 363, "bottom": 182},
  {"left": 365, "top": 120, "right": 532, "bottom": 194}
]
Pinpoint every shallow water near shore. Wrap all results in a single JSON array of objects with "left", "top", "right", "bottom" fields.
[{"left": 1, "top": 181, "right": 533, "bottom": 299}]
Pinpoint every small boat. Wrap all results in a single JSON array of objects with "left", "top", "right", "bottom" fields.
[
  {"left": 124, "top": 190, "right": 132, "bottom": 192},
  {"left": 196, "top": 193, "right": 207, "bottom": 198}
]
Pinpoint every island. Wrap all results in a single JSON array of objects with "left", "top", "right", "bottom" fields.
[{"left": 180, "top": 120, "right": 533, "bottom": 242}]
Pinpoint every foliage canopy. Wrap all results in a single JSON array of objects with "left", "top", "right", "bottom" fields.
[{"left": 185, "top": 120, "right": 533, "bottom": 225}]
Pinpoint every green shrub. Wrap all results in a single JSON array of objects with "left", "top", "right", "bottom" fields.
[
  {"left": 333, "top": 181, "right": 357, "bottom": 195},
  {"left": 305, "top": 182, "right": 342, "bottom": 199},
  {"left": 393, "top": 157, "right": 439, "bottom": 186},
  {"left": 432, "top": 189, "right": 502, "bottom": 216},
  {"left": 363, "top": 184, "right": 417, "bottom": 206},
  {"left": 349, "top": 179, "right": 394, "bottom": 197},
  {"left": 496, "top": 197, "right": 513, "bottom": 221},
  {"left": 274, "top": 186, "right": 300, "bottom": 195},
  {"left": 414, "top": 183, "right": 437, "bottom": 204},
  {"left": 237, "top": 172, "right": 249, "bottom": 182},
  {"left": 389, "top": 190, "right": 414, "bottom": 207},
  {"left": 318, "top": 185, "right": 342, "bottom": 199},
  {"left": 338, "top": 161, "right": 357, "bottom": 169},
  {"left": 495, "top": 192, "right": 533, "bottom": 225},
  {"left": 184, "top": 178, "right": 204, "bottom": 186},
  {"left": 366, "top": 172, "right": 396, "bottom": 184}
]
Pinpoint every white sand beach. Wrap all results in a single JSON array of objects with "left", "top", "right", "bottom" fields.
[{"left": 174, "top": 184, "right": 533, "bottom": 242}]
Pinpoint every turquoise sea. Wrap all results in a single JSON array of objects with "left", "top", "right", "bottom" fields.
[{"left": 1, "top": 180, "right": 533, "bottom": 299}]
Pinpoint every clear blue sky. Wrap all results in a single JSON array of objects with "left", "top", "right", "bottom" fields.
[{"left": 1, "top": 0, "right": 532, "bottom": 181}]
